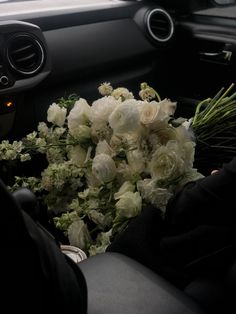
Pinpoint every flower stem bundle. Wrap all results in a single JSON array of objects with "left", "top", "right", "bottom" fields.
[{"left": 191, "top": 83, "right": 236, "bottom": 174}]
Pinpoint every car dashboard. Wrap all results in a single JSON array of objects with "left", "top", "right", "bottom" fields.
[{"left": 0, "top": 0, "right": 236, "bottom": 139}]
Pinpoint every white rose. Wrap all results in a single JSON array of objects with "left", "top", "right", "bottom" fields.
[
  {"left": 67, "top": 98, "right": 91, "bottom": 132},
  {"left": 108, "top": 100, "right": 140, "bottom": 133},
  {"left": 115, "top": 191, "right": 142, "bottom": 218},
  {"left": 140, "top": 99, "right": 176, "bottom": 128},
  {"left": 92, "top": 153, "right": 116, "bottom": 183},
  {"left": 47, "top": 103, "right": 67, "bottom": 127},
  {"left": 114, "top": 181, "right": 135, "bottom": 200},
  {"left": 140, "top": 101, "right": 157, "bottom": 124},
  {"left": 149, "top": 140, "right": 185, "bottom": 181}
]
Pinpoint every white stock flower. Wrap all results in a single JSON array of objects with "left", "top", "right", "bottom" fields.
[
  {"left": 35, "top": 138, "right": 47, "bottom": 153},
  {"left": 92, "top": 153, "right": 116, "bottom": 183},
  {"left": 47, "top": 103, "right": 67, "bottom": 127},
  {"left": 37, "top": 122, "right": 49, "bottom": 136},
  {"left": 109, "top": 100, "right": 140, "bottom": 134},
  {"left": 20, "top": 153, "right": 31, "bottom": 162},
  {"left": 67, "top": 98, "right": 91, "bottom": 132},
  {"left": 115, "top": 191, "right": 142, "bottom": 218}
]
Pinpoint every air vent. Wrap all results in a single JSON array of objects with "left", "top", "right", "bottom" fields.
[
  {"left": 7, "top": 34, "right": 45, "bottom": 75},
  {"left": 146, "top": 8, "right": 174, "bottom": 43}
]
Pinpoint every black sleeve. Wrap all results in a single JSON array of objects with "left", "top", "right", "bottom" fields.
[
  {"left": 165, "top": 157, "right": 236, "bottom": 233},
  {"left": 0, "top": 179, "right": 87, "bottom": 314}
]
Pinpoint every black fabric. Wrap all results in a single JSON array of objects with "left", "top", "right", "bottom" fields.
[
  {"left": 107, "top": 157, "right": 236, "bottom": 290},
  {"left": 0, "top": 179, "right": 87, "bottom": 313}
]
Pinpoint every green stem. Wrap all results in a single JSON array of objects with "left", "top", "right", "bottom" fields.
[
  {"left": 154, "top": 89, "right": 161, "bottom": 102},
  {"left": 202, "top": 83, "right": 235, "bottom": 120},
  {"left": 192, "top": 98, "right": 211, "bottom": 126}
]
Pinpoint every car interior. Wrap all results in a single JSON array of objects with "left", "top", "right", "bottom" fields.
[{"left": 1, "top": 0, "right": 236, "bottom": 313}]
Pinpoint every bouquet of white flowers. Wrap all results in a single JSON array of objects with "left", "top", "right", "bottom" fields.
[{"left": 0, "top": 82, "right": 204, "bottom": 255}]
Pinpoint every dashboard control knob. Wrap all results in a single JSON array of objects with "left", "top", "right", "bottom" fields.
[{"left": 0, "top": 75, "right": 9, "bottom": 86}]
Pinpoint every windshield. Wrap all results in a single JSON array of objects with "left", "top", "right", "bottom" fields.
[
  {"left": 0, "top": 0, "right": 117, "bottom": 16},
  {"left": 0, "top": 0, "right": 113, "bottom": 4}
]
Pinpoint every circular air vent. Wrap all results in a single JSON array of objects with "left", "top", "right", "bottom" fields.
[
  {"left": 7, "top": 34, "right": 45, "bottom": 75},
  {"left": 146, "top": 8, "right": 174, "bottom": 43}
]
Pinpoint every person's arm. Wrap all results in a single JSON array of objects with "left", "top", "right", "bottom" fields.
[{"left": 165, "top": 157, "right": 236, "bottom": 232}]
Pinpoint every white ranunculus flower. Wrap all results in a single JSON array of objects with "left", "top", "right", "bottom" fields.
[
  {"left": 115, "top": 191, "right": 142, "bottom": 218},
  {"left": 68, "top": 219, "right": 92, "bottom": 250},
  {"left": 114, "top": 181, "right": 135, "bottom": 200},
  {"left": 108, "top": 100, "right": 141, "bottom": 134},
  {"left": 175, "top": 124, "right": 194, "bottom": 143},
  {"left": 149, "top": 140, "right": 185, "bottom": 181},
  {"left": 67, "top": 98, "right": 91, "bottom": 132},
  {"left": 137, "top": 179, "right": 173, "bottom": 213},
  {"left": 92, "top": 153, "right": 116, "bottom": 183},
  {"left": 91, "top": 96, "right": 120, "bottom": 123},
  {"left": 159, "top": 98, "right": 177, "bottom": 116},
  {"left": 67, "top": 145, "right": 87, "bottom": 166},
  {"left": 95, "top": 140, "right": 113, "bottom": 156},
  {"left": 47, "top": 103, "right": 67, "bottom": 127}
]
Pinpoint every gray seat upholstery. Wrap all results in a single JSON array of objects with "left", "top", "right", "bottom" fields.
[{"left": 79, "top": 252, "right": 205, "bottom": 314}]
